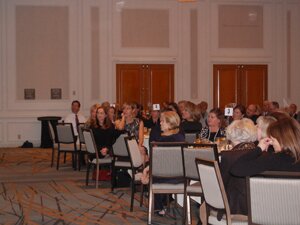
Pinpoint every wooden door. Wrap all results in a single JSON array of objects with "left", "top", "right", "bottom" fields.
[
  {"left": 116, "top": 64, "right": 174, "bottom": 109},
  {"left": 240, "top": 65, "right": 268, "bottom": 107},
  {"left": 213, "top": 64, "right": 268, "bottom": 109},
  {"left": 213, "top": 65, "right": 239, "bottom": 109},
  {"left": 149, "top": 64, "right": 174, "bottom": 107},
  {"left": 116, "top": 64, "right": 143, "bottom": 104}
]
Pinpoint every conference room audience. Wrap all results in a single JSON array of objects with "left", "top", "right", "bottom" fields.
[
  {"left": 221, "top": 118, "right": 257, "bottom": 214},
  {"left": 85, "top": 103, "right": 101, "bottom": 128},
  {"left": 269, "top": 101, "right": 280, "bottom": 113},
  {"left": 167, "top": 102, "right": 181, "bottom": 117},
  {"left": 227, "top": 117, "right": 300, "bottom": 215},
  {"left": 144, "top": 104, "right": 161, "bottom": 129},
  {"left": 141, "top": 111, "right": 185, "bottom": 216},
  {"left": 180, "top": 101, "right": 202, "bottom": 133},
  {"left": 256, "top": 116, "right": 277, "bottom": 140},
  {"left": 245, "top": 104, "right": 259, "bottom": 124},
  {"left": 90, "top": 107, "right": 120, "bottom": 158},
  {"left": 115, "top": 102, "right": 147, "bottom": 162},
  {"left": 199, "top": 108, "right": 226, "bottom": 142},
  {"left": 108, "top": 106, "right": 117, "bottom": 124},
  {"left": 64, "top": 100, "right": 86, "bottom": 136},
  {"left": 261, "top": 100, "right": 270, "bottom": 116},
  {"left": 198, "top": 101, "right": 208, "bottom": 127}
]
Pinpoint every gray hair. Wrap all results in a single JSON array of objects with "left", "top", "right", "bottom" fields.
[
  {"left": 256, "top": 116, "right": 277, "bottom": 139},
  {"left": 226, "top": 118, "right": 257, "bottom": 146}
]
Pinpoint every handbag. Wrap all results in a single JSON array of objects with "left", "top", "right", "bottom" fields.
[{"left": 92, "top": 169, "right": 111, "bottom": 181}]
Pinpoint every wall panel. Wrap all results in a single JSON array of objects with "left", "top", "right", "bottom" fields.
[
  {"left": 5, "top": 0, "right": 80, "bottom": 110},
  {"left": 112, "top": 0, "right": 178, "bottom": 57}
]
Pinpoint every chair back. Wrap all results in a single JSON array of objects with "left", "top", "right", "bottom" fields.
[
  {"left": 77, "top": 123, "right": 86, "bottom": 144},
  {"left": 125, "top": 136, "right": 143, "bottom": 168},
  {"left": 112, "top": 133, "right": 128, "bottom": 157},
  {"left": 185, "top": 133, "right": 197, "bottom": 143},
  {"left": 82, "top": 129, "right": 98, "bottom": 156},
  {"left": 56, "top": 123, "right": 75, "bottom": 144},
  {"left": 182, "top": 143, "right": 218, "bottom": 180},
  {"left": 196, "top": 158, "right": 231, "bottom": 222},
  {"left": 150, "top": 142, "right": 185, "bottom": 179},
  {"left": 247, "top": 171, "right": 300, "bottom": 225},
  {"left": 48, "top": 121, "right": 55, "bottom": 143}
]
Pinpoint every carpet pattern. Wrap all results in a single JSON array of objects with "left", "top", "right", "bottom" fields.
[{"left": 0, "top": 148, "right": 197, "bottom": 224}]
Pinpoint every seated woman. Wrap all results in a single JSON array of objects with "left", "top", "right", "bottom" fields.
[
  {"left": 199, "top": 108, "right": 226, "bottom": 142},
  {"left": 115, "top": 102, "right": 147, "bottom": 161},
  {"left": 228, "top": 104, "right": 246, "bottom": 124},
  {"left": 141, "top": 111, "right": 185, "bottom": 216},
  {"left": 220, "top": 118, "right": 257, "bottom": 214},
  {"left": 180, "top": 101, "right": 202, "bottom": 133},
  {"left": 256, "top": 115, "right": 277, "bottom": 141},
  {"left": 108, "top": 106, "right": 116, "bottom": 124},
  {"left": 85, "top": 103, "right": 101, "bottom": 128},
  {"left": 228, "top": 117, "right": 300, "bottom": 215},
  {"left": 90, "top": 107, "right": 119, "bottom": 158}
]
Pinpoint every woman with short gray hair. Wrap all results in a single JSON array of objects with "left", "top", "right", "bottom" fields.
[{"left": 226, "top": 118, "right": 257, "bottom": 147}]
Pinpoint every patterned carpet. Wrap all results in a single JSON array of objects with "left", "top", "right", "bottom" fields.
[{"left": 0, "top": 148, "right": 200, "bottom": 225}]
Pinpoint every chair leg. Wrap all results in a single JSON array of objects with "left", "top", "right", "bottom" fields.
[
  {"left": 64, "top": 152, "right": 66, "bottom": 163},
  {"left": 148, "top": 189, "right": 153, "bottom": 225},
  {"left": 111, "top": 165, "right": 116, "bottom": 191},
  {"left": 51, "top": 147, "right": 55, "bottom": 167},
  {"left": 56, "top": 151, "right": 60, "bottom": 170},
  {"left": 187, "top": 195, "right": 191, "bottom": 225},
  {"left": 96, "top": 164, "right": 99, "bottom": 189},
  {"left": 140, "top": 184, "right": 144, "bottom": 207},
  {"left": 78, "top": 151, "right": 81, "bottom": 171},
  {"left": 86, "top": 163, "right": 91, "bottom": 186},
  {"left": 130, "top": 180, "right": 135, "bottom": 211}
]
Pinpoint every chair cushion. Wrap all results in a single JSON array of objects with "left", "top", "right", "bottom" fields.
[
  {"left": 152, "top": 183, "right": 184, "bottom": 191},
  {"left": 187, "top": 182, "right": 202, "bottom": 194},
  {"left": 114, "top": 161, "right": 131, "bottom": 168},
  {"left": 90, "top": 157, "right": 112, "bottom": 164}
]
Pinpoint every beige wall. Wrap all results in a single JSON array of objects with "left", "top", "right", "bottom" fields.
[{"left": 0, "top": 0, "right": 300, "bottom": 146}]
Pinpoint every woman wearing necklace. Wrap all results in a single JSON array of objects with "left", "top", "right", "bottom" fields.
[
  {"left": 115, "top": 102, "right": 147, "bottom": 161},
  {"left": 199, "top": 108, "right": 226, "bottom": 142}
]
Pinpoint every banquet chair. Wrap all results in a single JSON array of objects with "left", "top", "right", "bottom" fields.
[
  {"left": 48, "top": 121, "right": 58, "bottom": 167},
  {"left": 196, "top": 158, "right": 248, "bottom": 225},
  {"left": 83, "top": 128, "right": 112, "bottom": 188},
  {"left": 148, "top": 142, "right": 186, "bottom": 225},
  {"left": 111, "top": 133, "right": 130, "bottom": 191},
  {"left": 124, "top": 136, "right": 145, "bottom": 211},
  {"left": 182, "top": 143, "right": 218, "bottom": 224},
  {"left": 247, "top": 171, "right": 300, "bottom": 225},
  {"left": 56, "top": 123, "right": 78, "bottom": 170}
]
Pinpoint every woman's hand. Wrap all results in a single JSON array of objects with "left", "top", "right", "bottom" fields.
[{"left": 258, "top": 137, "right": 272, "bottom": 151}]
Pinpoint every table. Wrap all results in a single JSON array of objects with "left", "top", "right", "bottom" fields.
[{"left": 37, "top": 116, "right": 62, "bottom": 148}]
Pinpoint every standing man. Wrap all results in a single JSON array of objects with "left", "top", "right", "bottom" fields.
[{"left": 64, "top": 100, "right": 86, "bottom": 137}]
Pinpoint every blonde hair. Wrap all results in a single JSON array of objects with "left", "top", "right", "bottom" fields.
[
  {"left": 85, "top": 103, "right": 101, "bottom": 128},
  {"left": 226, "top": 118, "right": 257, "bottom": 146},
  {"left": 267, "top": 118, "right": 300, "bottom": 162},
  {"left": 183, "top": 101, "right": 201, "bottom": 122},
  {"left": 256, "top": 116, "right": 277, "bottom": 139},
  {"left": 161, "top": 111, "right": 181, "bottom": 134}
]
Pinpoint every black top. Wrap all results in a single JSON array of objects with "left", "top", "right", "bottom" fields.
[
  {"left": 231, "top": 147, "right": 300, "bottom": 177},
  {"left": 153, "top": 132, "right": 185, "bottom": 142},
  {"left": 91, "top": 126, "right": 120, "bottom": 150},
  {"left": 144, "top": 118, "right": 160, "bottom": 129},
  {"left": 246, "top": 115, "right": 258, "bottom": 124},
  {"left": 180, "top": 120, "right": 202, "bottom": 133}
]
